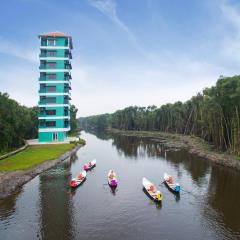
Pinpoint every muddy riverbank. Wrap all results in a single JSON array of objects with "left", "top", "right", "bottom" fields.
[
  {"left": 0, "top": 144, "right": 83, "bottom": 199},
  {"left": 109, "top": 129, "right": 240, "bottom": 171}
]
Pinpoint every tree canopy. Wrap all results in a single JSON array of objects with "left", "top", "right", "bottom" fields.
[
  {"left": 79, "top": 76, "right": 240, "bottom": 156},
  {"left": 0, "top": 92, "right": 38, "bottom": 153}
]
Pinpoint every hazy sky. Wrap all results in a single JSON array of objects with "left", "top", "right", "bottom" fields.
[{"left": 1, "top": 0, "right": 240, "bottom": 117}]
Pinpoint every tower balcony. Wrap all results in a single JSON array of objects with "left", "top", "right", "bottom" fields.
[
  {"left": 64, "top": 96, "right": 71, "bottom": 104},
  {"left": 39, "top": 65, "right": 72, "bottom": 70},
  {"left": 39, "top": 49, "right": 72, "bottom": 59},
  {"left": 64, "top": 63, "right": 72, "bottom": 69},
  {"left": 64, "top": 73, "right": 72, "bottom": 80},
  {"left": 64, "top": 110, "right": 70, "bottom": 117},
  {"left": 40, "top": 39, "right": 69, "bottom": 47},
  {"left": 39, "top": 61, "right": 72, "bottom": 70},
  {"left": 65, "top": 51, "right": 72, "bottom": 59},
  {"left": 64, "top": 120, "right": 70, "bottom": 128}
]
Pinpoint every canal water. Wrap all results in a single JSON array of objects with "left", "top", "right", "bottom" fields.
[{"left": 0, "top": 131, "right": 240, "bottom": 240}]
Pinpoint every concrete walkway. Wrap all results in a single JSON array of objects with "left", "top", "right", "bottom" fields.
[{"left": 26, "top": 137, "right": 79, "bottom": 145}]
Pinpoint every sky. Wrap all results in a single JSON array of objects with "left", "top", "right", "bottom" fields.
[{"left": 1, "top": 0, "right": 240, "bottom": 117}]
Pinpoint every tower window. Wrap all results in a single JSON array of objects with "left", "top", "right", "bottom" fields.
[
  {"left": 46, "top": 110, "right": 56, "bottom": 115},
  {"left": 46, "top": 86, "right": 56, "bottom": 92},
  {"left": 47, "top": 39, "right": 55, "bottom": 46},
  {"left": 46, "top": 97, "right": 56, "bottom": 103},
  {"left": 47, "top": 50, "right": 56, "bottom": 57},
  {"left": 46, "top": 74, "right": 56, "bottom": 80},
  {"left": 39, "top": 120, "right": 45, "bottom": 126},
  {"left": 46, "top": 121, "right": 56, "bottom": 127},
  {"left": 40, "top": 108, "right": 45, "bottom": 115},
  {"left": 46, "top": 62, "right": 56, "bottom": 68}
]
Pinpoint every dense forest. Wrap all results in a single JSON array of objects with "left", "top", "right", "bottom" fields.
[
  {"left": 0, "top": 92, "right": 38, "bottom": 153},
  {"left": 79, "top": 76, "right": 240, "bottom": 156},
  {"left": 0, "top": 92, "right": 78, "bottom": 154}
]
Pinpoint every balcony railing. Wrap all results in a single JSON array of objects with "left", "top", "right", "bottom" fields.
[
  {"left": 39, "top": 53, "right": 71, "bottom": 58},
  {"left": 64, "top": 64, "right": 72, "bottom": 69},
  {"left": 64, "top": 52, "right": 72, "bottom": 59},
  {"left": 39, "top": 79, "right": 71, "bottom": 82},
  {"left": 38, "top": 113, "right": 69, "bottom": 117},
  {"left": 38, "top": 89, "right": 70, "bottom": 94},
  {"left": 39, "top": 90, "right": 57, "bottom": 93},
  {"left": 39, "top": 53, "right": 57, "bottom": 58},
  {"left": 39, "top": 64, "right": 72, "bottom": 70},
  {"left": 64, "top": 111, "right": 69, "bottom": 116},
  {"left": 38, "top": 125, "right": 57, "bottom": 128},
  {"left": 40, "top": 42, "right": 69, "bottom": 47}
]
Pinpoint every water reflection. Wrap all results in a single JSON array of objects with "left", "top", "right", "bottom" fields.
[
  {"left": 92, "top": 130, "right": 240, "bottom": 237},
  {"left": 164, "top": 150, "right": 211, "bottom": 187},
  {"left": 38, "top": 154, "right": 76, "bottom": 239},
  {"left": 85, "top": 130, "right": 113, "bottom": 141},
  {"left": 204, "top": 166, "right": 240, "bottom": 238},
  {"left": 109, "top": 186, "right": 117, "bottom": 196},
  {"left": 0, "top": 188, "right": 22, "bottom": 220},
  {"left": 1, "top": 131, "right": 240, "bottom": 240},
  {"left": 109, "top": 132, "right": 211, "bottom": 186}
]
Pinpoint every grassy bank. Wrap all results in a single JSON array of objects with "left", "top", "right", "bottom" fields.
[{"left": 0, "top": 144, "right": 75, "bottom": 171}]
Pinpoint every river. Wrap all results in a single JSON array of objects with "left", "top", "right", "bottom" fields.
[{"left": 0, "top": 131, "right": 240, "bottom": 240}]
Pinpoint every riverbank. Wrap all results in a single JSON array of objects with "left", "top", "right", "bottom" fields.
[
  {"left": 0, "top": 143, "right": 83, "bottom": 199},
  {"left": 109, "top": 129, "right": 240, "bottom": 171}
]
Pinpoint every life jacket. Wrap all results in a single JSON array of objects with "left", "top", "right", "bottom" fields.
[
  {"left": 156, "top": 191, "right": 161, "bottom": 200},
  {"left": 77, "top": 173, "right": 83, "bottom": 180},
  {"left": 70, "top": 179, "right": 76, "bottom": 187},
  {"left": 168, "top": 176, "right": 173, "bottom": 184}
]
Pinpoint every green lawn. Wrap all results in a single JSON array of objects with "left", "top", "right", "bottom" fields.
[{"left": 0, "top": 144, "right": 75, "bottom": 171}]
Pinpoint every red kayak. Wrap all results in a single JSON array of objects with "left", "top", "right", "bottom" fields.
[
  {"left": 83, "top": 159, "right": 96, "bottom": 171},
  {"left": 69, "top": 170, "right": 87, "bottom": 188}
]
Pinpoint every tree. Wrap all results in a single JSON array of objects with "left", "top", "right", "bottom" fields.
[{"left": 78, "top": 76, "right": 240, "bottom": 156}]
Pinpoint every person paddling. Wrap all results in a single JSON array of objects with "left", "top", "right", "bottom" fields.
[{"left": 108, "top": 170, "right": 115, "bottom": 179}]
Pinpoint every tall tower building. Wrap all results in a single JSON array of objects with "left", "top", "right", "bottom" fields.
[{"left": 38, "top": 32, "right": 72, "bottom": 142}]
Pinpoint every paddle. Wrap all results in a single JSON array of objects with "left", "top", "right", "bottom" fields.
[
  {"left": 158, "top": 181, "right": 165, "bottom": 186},
  {"left": 177, "top": 188, "right": 200, "bottom": 199}
]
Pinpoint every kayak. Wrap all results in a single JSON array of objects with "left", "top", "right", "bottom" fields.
[
  {"left": 108, "top": 170, "right": 118, "bottom": 187},
  {"left": 83, "top": 159, "right": 96, "bottom": 171},
  {"left": 69, "top": 170, "right": 87, "bottom": 188},
  {"left": 142, "top": 177, "right": 162, "bottom": 202},
  {"left": 163, "top": 173, "right": 181, "bottom": 193}
]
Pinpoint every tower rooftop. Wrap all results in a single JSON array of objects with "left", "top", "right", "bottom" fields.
[{"left": 38, "top": 32, "right": 71, "bottom": 38}]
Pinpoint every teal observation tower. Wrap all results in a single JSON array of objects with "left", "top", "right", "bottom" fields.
[{"left": 38, "top": 32, "right": 73, "bottom": 142}]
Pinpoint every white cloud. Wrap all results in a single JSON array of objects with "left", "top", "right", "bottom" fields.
[
  {"left": 70, "top": 54, "right": 224, "bottom": 117},
  {"left": 1, "top": 0, "right": 237, "bottom": 118},
  {"left": 0, "top": 37, "right": 38, "bottom": 62},
  {"left": 0, "top": 64, "right": 38, "bottom": 106},
  {"left": 87, "top": 0, "right": 147, "bottom": 57},
  {"left": 219, "top": 0, "right": 240, "bottom": 61}
]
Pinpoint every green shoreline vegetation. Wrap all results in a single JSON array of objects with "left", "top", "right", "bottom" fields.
[
  {"left": 79, "top": 76, "right": 240, "bottom": 157},
  {"left": 0, "top": 144, "right": 75, "bottom": 171},
  {"left": 0, "top": 92, "right": 79, "bottom": 155}
]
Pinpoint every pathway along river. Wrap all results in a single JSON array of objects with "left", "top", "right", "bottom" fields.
[{"left": 0, "top": 131, "right": 240, "bottom": 239}]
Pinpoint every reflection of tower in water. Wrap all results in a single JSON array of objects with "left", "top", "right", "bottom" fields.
[{"left": 39, "top": 153, "right": 77, "bottom": 239}]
